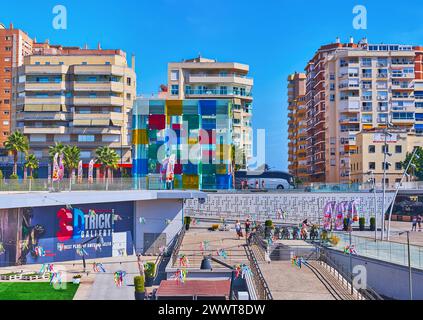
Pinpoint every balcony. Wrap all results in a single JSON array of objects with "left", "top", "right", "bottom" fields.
[
  {"left": 185, "top": 89, "right": 253, "bottom": 100},
  {"left": 188, "top": 74, "right": 253, "bottom": 86},
  {"left": 73, "top": 96, "right": 123, "bottom": 106},
  {"left": 73, "top": 81, "right": 124, "bottom": 92},
  {"left": 72, "top": 65, "right": 126, "bottom": 76},
  {"left": 20, "top": 82, "right": 66, "bottom": 92},
  {"left": 17, "top": 96, "right": 67, "bottom": 105},
  {"left": 23, "top": 65, "right": 67, "bottom": 75},
  {"left": 17, "top": 112, "right": 71, "bottom": 121},
  {"left": 73, "top": 112, "right": 123, "bottom": 122},
  {"left": 339, "top": 117, "right": 359, "bottom": 124},
  {"left": 23, "top": 126, "right": 67, "bottom": 134}
]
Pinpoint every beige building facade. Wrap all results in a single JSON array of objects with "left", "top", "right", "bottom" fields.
[
  {"left": 287, "top": 72, "right": 307, "bottom": 182},
  {"left": 12, "top": 43, "right": 136, "bottom": 163},
  {"left": 167, "top": 56, "right": 253, "bottom": 162},
  {"left": 350, "top": 131, "right": 423, "bottom": 187}
]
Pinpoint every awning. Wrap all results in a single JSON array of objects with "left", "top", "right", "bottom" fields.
[
  {"left": 42, "top": 105, "right": 61, "bottom": 112},
  {"left": 73, "top": 119, "right": 91, "bottom": 126},
  {"left": 24, "top": 105, "right": 42, "bottom": 112},
  {"left": 92, "top": 119, "right": 110, "bottom": 126}
]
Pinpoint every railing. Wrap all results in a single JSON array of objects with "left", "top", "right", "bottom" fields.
[
  {"left": 245, "top": 234, "right": 273, "bottom": 300},
  {"left": 329, "top": 232, "right": 423, "bottom": 270},
  {"left": 318, "top": 246, "right": 384, "bottom": 300},
  {"left": 170, "top": 227, "right": 187, "bottom": 267}
]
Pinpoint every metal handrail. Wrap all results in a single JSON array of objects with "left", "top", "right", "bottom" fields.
[
  {"left": 170, "top": 226, "right": 186, "bottom": 267},
  {"left": 245, "top": 234, "right": 273, "bottom": 300},
  {"left": 318, "top": 246, "right": 384, "bottom": 300}
]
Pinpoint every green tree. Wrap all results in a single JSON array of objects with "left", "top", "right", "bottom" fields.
[
  {"left": 4, "top": 131, "right": 29, "bottom": 176},
  {"left": 95, "top": 146, "right": 119, "bottom": 180},
  {"left": 48, "top": 142, "right": 65, "bottom": 161},
  {"left": 63, "top": 145, "right": 80, "bottom": 178},
  {"left": 402, "top": 146, "right": 423, "bottom": 180},
  {"left": 25, "top": 154, "right": 39, "bottom": 178}
]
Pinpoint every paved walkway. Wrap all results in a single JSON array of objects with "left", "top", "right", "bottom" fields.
[
  {"left": 352, "top": 221, "right": 423, "bottom": 246},
  {"left": 258, "top": 260, "right": 335, "bottom": 300}
]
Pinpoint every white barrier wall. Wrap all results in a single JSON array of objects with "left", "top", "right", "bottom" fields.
[
  {"left": 134, "top": 199, "right": 183, "bottom": 254},
  {"left": 184, "top": 192, "right": 396, "bottom": 224}
]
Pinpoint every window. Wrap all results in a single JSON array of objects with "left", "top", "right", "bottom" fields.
[
  {"left": 45, "top": 62, "right": 50, "bottom": 65},
  {"left": 80, "top": 151, "right": 91, "bottom": 159},
  {"left": 4, "top": 68, "right": 11, "bottom": 73},
  {"left": 4, "top": 57, "right": 10, "bottom": 62},
  {"left": 127, "top": 77, "right": 132, "bottom": 86},
  {"left": 82, "top": 62, "right": 88, "bottom": 65},
  {"left": 102, "top": 135, "right": 120, "bottom": 142},
  {"left": 78, "top": 135, "right": 95, "bottom": 142},
  {"left": 395, "top": 162, "right": 402, "bottom": 170},
  {"left": 5, "top": 47, "right": 11, "bottom": 51},
  {"left": 368, "top": 145, "right": 375, "bottom": 153},
  {"left": 5, "top": 36, "right": 11, "bottom": 41},
  {"left": 3, "top": 99, "right": 9, "bottom": 104},
  {"left": 126, "top": 93, "right": 131, "bottom": 100},
  {"left": 369, "top": 162, "right": 376, "bottom": 170},
  {"left": 2, "top": 121, "right": 9, "bottom": 126},
  {"left": 30, "top": 134, "right": 46, "bottom": 142},
  {"left": 35, "top": 62, "right": 40, "bottom": 65},
  {"left": 170, "top": 70, "right": 179, "bottom": 81},
  {"left": 171, "top": 85, "right": 179, "bottom": 95},
  {"left": 395, "top": 145, "right": 402, "bottom": 153},
  {"left": 382, "top": 162, "right": 390, "bottom": 170},
  {"left": 382, "top": 145, "right": 389, "bottom": 153}
]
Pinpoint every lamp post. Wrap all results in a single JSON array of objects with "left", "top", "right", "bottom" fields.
[
  {"left": 386, "top": 147, "right": 419, "bottom": 240},
  {"left": 349, "top": 230, "right": 354, "bottom": 295},
  {"left": 399, "top": 231, "right": 413, "bottom": 300},
  {"left": 381, "top": 124, "right": 393, "bottom": 240},
  {"left": 366, "top": 170, "right": 377, "bottom": 241}
]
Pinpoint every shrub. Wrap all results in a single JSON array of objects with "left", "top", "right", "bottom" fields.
[
  {"left": 134, "top": 276, "right": 145, "bottom": 293},
  {"left": 0, "top": 170, "right": 3, "bottom": 179},
  {"left": 370, "top": 217, "right": 376, "bottom": 231},
  {"left": 9, "top": 174, "right": 18, "bottom": 180},
  {"left": 359, "top": 217, "right": 366, "bottom": 231},
  {"left": 264, "top": 220, "right": 273, "bottom": 227},
  {"left": 144, "top": 262, "right": 156, "bottom": 278},
  {"left": 184, "top": 216, "right": 192, "bottom": 225},
  {"left": 73, "top": 274, "right": 82, "bottom": 279}
]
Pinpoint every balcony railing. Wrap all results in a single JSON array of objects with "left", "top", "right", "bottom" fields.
[{"left": 185, "top": 89, "right": 252, "bottom": 98}]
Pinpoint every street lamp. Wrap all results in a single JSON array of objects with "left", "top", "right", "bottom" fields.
[
  {"left": 386, "top": 147, "right": 419, "bottom": 240},
  {"left": 366, "top": 170, "right": 377, "bottom": 241},
  {"left": 381, "top": 125, "right": 393, "bottom": 240},
  {"left": 399, "top": 231, "right": 413, "bottom": 300}
]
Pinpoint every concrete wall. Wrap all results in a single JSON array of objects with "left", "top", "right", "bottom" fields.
[
  {"left": 326, "top": 249, "right": 423, "bottom": 300},
  {"left": 185, "top": 192, "right": 395, "bottom": 225},
  {"left": 134, "top": 199, "right": 183, "bottom": 254}
]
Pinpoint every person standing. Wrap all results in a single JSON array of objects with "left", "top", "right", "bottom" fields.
[
  {"left": 417, "top": 214, "right": 422, "bottom": 232},
  {"left": 245, "top": 219, "right": 251, "bottom": 239},
  {"left": 412, "top": 216, "right": 417, "bottom": 232},
  {"left": 235, "top": 220, "right": 243, "bottom": 240}
]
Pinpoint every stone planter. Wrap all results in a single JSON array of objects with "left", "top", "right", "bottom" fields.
[
  {"left": 73, "top": 278, "right": 81, "bottom": 284},
  {"left": 0, "top": 273, "right": 22, "bottom": 281},
  {"left": 135, "top": 291, "right": 146, "bottom": 300},
  {"left": 145, "top": 276, "right": 154, "bottom": 287}
]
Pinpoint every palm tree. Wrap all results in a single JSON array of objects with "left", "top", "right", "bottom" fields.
[
  {"left": 63, "top": 145, "right": 80, "bottom": 179},
  {"left": 95, "top": 146, "right": 119, "bottom": 182},
  {"left": 25, "top": 154, "right": 39, "bottom": 178},
  {"left": 4, "top": 131, "right": 29, "bottom": 176},
  {"left": 48, "top": 142, "right": 65, "bottom": 161}
]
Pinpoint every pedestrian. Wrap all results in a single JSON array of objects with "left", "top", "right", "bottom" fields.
[
  {"left": 261, "top": 180, "right": 265, "bottom": 189},
  {"left": 412, "top": 216, "right": 417, "bottom": 232},
  {"left": 255, "top": 180, "right": 259, "bottom": 189},
  {"left": 418, "top": 214, "right": 422, "bottom": 232},
  {"left": 235, "top": 220, "right": 243, "bottom": 239},
  {"left": 245, "top": 219, "right": 251, "bottom": 239}
]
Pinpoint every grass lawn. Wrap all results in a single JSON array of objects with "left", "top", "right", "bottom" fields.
[{"left": 0, "top": 282, "right": 79, "bottom": 300}]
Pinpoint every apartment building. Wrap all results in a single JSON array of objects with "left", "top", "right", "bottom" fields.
[
  {"left": 350, "top": 130, "right": 423, "bottom": 186},
  {"left": 287, "top": 72, "right": 307, "bottom": 182},
  {"left": 167, "top": 56, "right": 253, "bottom": 163},
  {"left": 298, "top": 37, "right": 423, "bottom": 183},
  {"left": 0, "top": 23, "right": 33, "bottom": 155},
  {"left": 12, "top": 42, "right": 136, "bottom": 164}
]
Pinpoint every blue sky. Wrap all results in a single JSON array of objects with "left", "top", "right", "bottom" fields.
[{"left": 2, "top": 0, "right": 423, "bottom": 170}]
